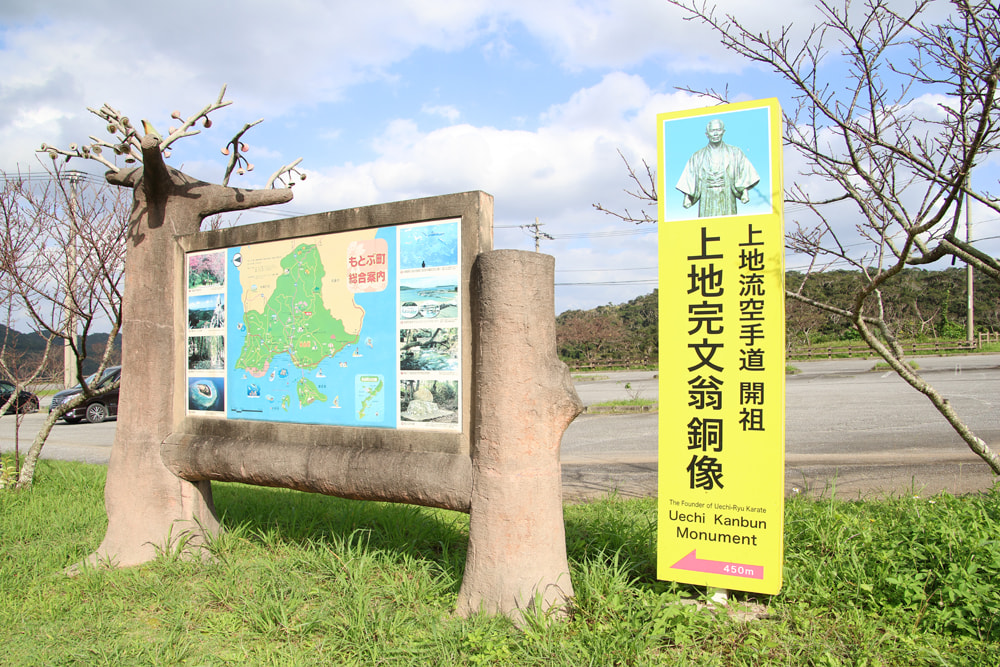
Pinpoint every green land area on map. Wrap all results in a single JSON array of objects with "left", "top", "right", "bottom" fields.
[
  {"left": 297, "top": 378, "right": 328, "bottom": 408},
  {"left": 236, "top": 243, "right": 360, "bottom": 376},
  {"left": 358, "top": 377, "right": 384, "bottom": 419}
]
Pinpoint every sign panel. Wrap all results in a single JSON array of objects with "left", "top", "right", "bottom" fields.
[
  {"left": 656, "top": 99, "right": 785, "bottom": 594},
  {"left": 185, "top": 218, "right": 462, "bottom": 430}
]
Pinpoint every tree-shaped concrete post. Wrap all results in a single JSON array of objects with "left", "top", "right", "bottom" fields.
[
  {"left": 456, "top": 249, "right": 584, "bottom": 622},
  {"left": 97, "top": 135, "right": 291, "bottom": 566},
  {"left": 44, "top": 89, "right": 302, "bottom": 567}
]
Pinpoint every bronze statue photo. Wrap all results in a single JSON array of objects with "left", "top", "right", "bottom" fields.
[{"left": 676, "top": 118, "right": 760, "bottom": 218}]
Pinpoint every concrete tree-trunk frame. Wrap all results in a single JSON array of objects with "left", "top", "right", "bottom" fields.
[
  {"left": 79, "top": 138, "right": 582, "bottom": 620},
  {"left": 456, "top": 249, "right": 583, "bottom": 621},
  {"left": 81, "top": 134, "right": 292, "bottom": 567}
]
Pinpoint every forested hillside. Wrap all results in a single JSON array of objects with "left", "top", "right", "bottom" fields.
[
  {"left": 556, "top": 268, "right": 1000, "bottom": 366},
  {"left": 557, "top": 291, "right": 659, "bottom": 366},
  {"left": 0, "top": 326, "right": 122, "bottom": 381}
]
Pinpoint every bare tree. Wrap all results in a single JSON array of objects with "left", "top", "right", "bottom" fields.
[
  {"left": 0, "top": 295, "right": 55, "bottom": 486},
  {"left": 600, "top": 0, "right": 1000, "bottom": 473},
  {"left": 0, "top": 169, "right": 128, "bottom": 487},
  {"left": 4, "top": 85, "right": 303, "bottom": 490}
]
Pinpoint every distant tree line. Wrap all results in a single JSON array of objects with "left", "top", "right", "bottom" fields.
[
  {"left": 556, "top": 267, "right": 999, "bottom": 366},
  {"left": 557, "top": 291, "right": 658, "bottom": 367},
  {"left": 0, "top": 325, "right": 121, "bottom": 383},
  {"left": 786, "top": 267, "right": 1000, "bottom": 346}
]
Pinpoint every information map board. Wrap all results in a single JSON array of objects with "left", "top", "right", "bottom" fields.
[
  {"left": 183, "top": 205, "right": 477, "bottom": 434},
  {"left": 656, "top": 99, "right": 786, "bottom": 595}
]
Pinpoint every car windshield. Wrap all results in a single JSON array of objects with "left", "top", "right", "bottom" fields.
[{"left": 70, "top": 367, "right": 120, "bottom": 391}]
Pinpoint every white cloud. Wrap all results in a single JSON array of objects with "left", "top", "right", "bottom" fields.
[
  {"left": 285, "top": 72, "right": 695, "bottom": 310},
  {"left": 0, "top": 1, "right": 497, "bottom": 171},
  {"left": 0, "top": 0, "right": 825, "bottom": 159},
  {"left": 421, "top": 104, "right": 462, "bottom": 122},
  {"left": 488, "top": 0, "right": 827, "bottom": 72},
  {"left": 1, "top": 0, "right": 985, "bottom": 314}
]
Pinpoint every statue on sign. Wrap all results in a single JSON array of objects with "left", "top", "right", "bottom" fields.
[{"left": 676, "top": 118, "right": 760, "bottom": 217}]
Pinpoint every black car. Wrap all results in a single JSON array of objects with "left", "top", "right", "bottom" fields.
[
  {"left": 49, "top": 366, "right": 121, "bottom": 424},
  {"left": 0, "top": 381, "right": 39, "bottom": 414}
]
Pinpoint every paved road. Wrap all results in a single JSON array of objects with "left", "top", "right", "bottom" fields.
[
  {"left": 561, "top": 355, "right": 999, "bottom": 500},
  {"left": 3, "top": 355, "right": 998, "bottom": 499}
]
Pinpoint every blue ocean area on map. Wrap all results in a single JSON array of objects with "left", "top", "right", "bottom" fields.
[{"left": 225, "top": 227, "right": 397, "bottom": 427}]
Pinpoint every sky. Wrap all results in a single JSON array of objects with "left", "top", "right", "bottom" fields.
[{"left": 1, "top": 0, "right": 997, "bottom": 315}]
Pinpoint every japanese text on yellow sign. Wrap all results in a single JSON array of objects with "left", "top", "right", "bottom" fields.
[{"left": 656, "top": 99, "right": 785, "bottom": 595}]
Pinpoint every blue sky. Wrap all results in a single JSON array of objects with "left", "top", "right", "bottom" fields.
[{"left": 2, "top": 1, "right": 997, "bottom": 314}]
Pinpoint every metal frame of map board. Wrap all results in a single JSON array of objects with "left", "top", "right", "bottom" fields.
[{"left": 175, "top": 191, "right": 493, "bottom": 458}]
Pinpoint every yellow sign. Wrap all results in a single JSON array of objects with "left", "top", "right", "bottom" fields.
[{"left": 656, "top": 99, "right": 785, "bottom": 594}]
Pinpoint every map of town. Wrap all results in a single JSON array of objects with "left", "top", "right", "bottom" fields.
[
  {"left": 225, "top": 228, "right": 397, "bottom": 427},
  {"left": 235, "top": 243, "right": 361, "bottom": 375}
]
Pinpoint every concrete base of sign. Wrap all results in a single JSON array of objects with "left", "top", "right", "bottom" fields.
[
  {"left": 455, "top": 250, "right": 583, "bottom": 622},
  {"left": 162, "top": 423, "right": 473, "bottom": 512}
]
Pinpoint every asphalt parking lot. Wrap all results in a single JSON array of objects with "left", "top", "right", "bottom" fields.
[{"left": 3, "top": 355, "right": 998, "bottom": 500}]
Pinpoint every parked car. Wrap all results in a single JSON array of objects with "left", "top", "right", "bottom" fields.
[
  {"left": 49, "top": 366, "right": 121, "bottom": 424},
  {"left": 0, "top": 381, "right": 39, "bottom": 414}
]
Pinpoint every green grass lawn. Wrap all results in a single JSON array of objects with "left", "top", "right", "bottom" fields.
[
  {"left": 588, "top": 397, "right": 658, "bottom": 411},
  {"left": 1, "top": 458, "right": 998, "bottom": 665}
]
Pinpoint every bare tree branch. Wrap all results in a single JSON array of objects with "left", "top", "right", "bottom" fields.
[
  {"left": 602, "top": 0, "right": 1000, "bottom": 473},
  {"left": 593, "top": 151, "right": 657, "bottom": 224},
  {"left": 35, "top": 84, "right": 304, "bottom": 189},
  {"left": 0, "top": 167, "right": 127, "bottom": 487}
]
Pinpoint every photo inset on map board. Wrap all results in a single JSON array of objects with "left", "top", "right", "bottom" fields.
[
  {"left": 188, "top": 376, "right": 225, "bottom": 413},
  {"left": 398, "top": 220, "right": 459, "bottom": 270},
  {"left": 188, "top": 293, "right": 225, "bottom": 330},
  {"left": 188, "top": 334, "right": 225, "bottom": 371},
  {"left": 660, "top": 106, "right": 773, "bottom": 222},
  {"left": 399, "top": 379, "right": 458, "bottom": 424},
  {"left": 399, "top": 328, "right": 459, "bottom": 372},
  {"left": 188, "top": 250, "right": 226, "bottom": 291},
  {"left": 399, "top": 275, "right": 459, "bottom": 320}
]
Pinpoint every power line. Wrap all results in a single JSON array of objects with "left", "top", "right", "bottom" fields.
[
  {"left": 552, "top": 228, "right": 656, "bottom": 239},
  {"left": 556, "top": 265, "right": 657, "bottom": 273},
  {"left": 555, "top": 279, "right": 657, "bottom": 286},
  {"left": 0, "top": 171, "right": 106, "bottom": 185}
]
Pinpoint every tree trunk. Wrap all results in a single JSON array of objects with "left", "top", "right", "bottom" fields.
[{"left": 455, "top": 249, "right": 583, "bottom": 623}]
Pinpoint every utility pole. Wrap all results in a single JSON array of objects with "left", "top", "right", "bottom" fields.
[
  {"left": 956, "top": 31, "right": 975, "bottom": 346},
  {"left": 967, "top": 193, "right": 974, "bottom": 344},
  {"left": 522, "top": 217, "right": 553, "bottom": 252},
  {"left": 63, "top": 170, "right": 83, "bottom": 388}
]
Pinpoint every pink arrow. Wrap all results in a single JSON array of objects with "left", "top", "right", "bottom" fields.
[{"left": 672, "top": 550, "right": 764, "bottom": 580}]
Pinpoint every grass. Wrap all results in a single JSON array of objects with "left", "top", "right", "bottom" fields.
[
  {"left": 589, "top": 397, "right": 658, "bottom": 408},
  {"left": 572, "top": 374, "right": 610, "bottom": 382},
  {"left": 2, "top": 457, "right": 999, "bottom": 665}
]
